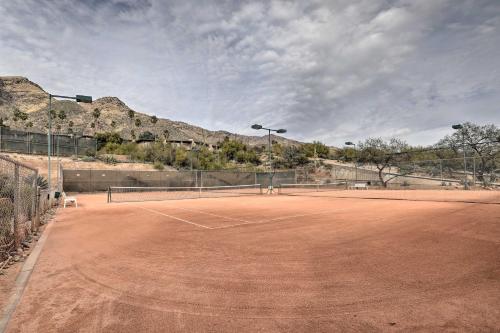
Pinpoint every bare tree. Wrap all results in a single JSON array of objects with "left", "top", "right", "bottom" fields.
[
  {"left": 438, "top": 122, "right": 500, "bottom": 185},
  {"left": 358, "top": 138, "right": 409, "bottom": 187}
]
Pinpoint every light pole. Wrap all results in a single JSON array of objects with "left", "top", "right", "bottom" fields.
[
  {"left": 251, "top": 124, "right": 287, "bottom": 193},
  {"left": 345, "top": 141, "right": 357, "bottom": 182},
  {"left": 452, "top": 124, "right": 468, "bottom": 189},
  {"left": 48, "top": 94, "right": 92, "bottom": 199}
]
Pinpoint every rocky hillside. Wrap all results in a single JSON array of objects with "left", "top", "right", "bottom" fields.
[{"left": 0, "top": 76, "right": 301, "bottom": 147}]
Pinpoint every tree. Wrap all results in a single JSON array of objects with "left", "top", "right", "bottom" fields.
[
  {"left": 127, "top": 109, "right": 135, "bottom": 139},
  {"left": 221, "top": 138, "right": 246, "bottom": 161},
  {"left": 92, "top": 108, "right": 101, "bottom": 134},
  {"left": 174, "top": 146, "right": 189, "bottom": 168},
  {"left": 135, "top": 118, "right": 142, "bottom": 127},
  {"left": 150, "top": 115, "right": 158, "bottom": 140},
  {"left": 358, "top": 138, "right": 409, "bottom": 187},
  {"left": 438, "top": 122, "right": 500, "bottom": 185},
  {"left": 302, "top": 141, "right": 329, "bottom": 158},
  {"left": 138, "top": 131, "right": 155, "bottom": 141},
  {"left": 95, "top": 132, "right": 123, "bottom": 150},
  {"left": 163, "top": 129, "right": 170, "bottom": 143},
  {"left": 57, "top": 110, "right": 66, "bottom": 134},
  {"left": 280, "top": 146, "right": 309, "bottom": 168},
  {"left": 12, "top": 107, "right": 29, "bottom": 129}
]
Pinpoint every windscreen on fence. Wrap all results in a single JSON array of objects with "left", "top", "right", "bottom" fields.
[
  {"left": 0, "top": 127, "right": 96, "bottom": 156},
  {"left": 63, "top": 169, "right": 297, "bottom": 192}
]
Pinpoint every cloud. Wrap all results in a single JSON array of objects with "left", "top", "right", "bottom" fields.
[{"left": 0, "top": 0, "right": 499, "bottom": 146}]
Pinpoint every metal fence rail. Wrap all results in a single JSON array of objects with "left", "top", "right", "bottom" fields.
[{"left": 0, "top": 154, "right": 49, "bottom": 263}]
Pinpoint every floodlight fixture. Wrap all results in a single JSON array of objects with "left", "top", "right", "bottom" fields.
[
  {"left": 251, "top": 123, "right": 288, "bottom": 192},
  {"left": 345, "top": 141, "right": 354, "bottom": 146},
  {"left": 75, "top": 95, "right": 93, "bottom": 103},
  {"left": 452, "top": 124, "right": 463, "bottom": 130}
]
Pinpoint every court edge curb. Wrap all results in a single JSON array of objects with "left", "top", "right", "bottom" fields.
[{"left": 0, "top": 217, "right": 56, "bottom": 333}]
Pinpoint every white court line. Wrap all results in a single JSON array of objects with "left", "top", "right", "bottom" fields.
[
  {"left": 171, "top": 206, "right": 253, "bottom": 224},
  {"left": 138, "top": 207, "right": 213, "bottom": 229},
  {"left": 211, "top": 209, "right": 337, "bottom": 230}
]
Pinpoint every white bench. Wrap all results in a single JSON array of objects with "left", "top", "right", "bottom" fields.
[
  {"left": 349, "top": 183, "right": 368, "bottom": 190},
  {"left": 62, "top": 192, "right": 78, "bottom": 208}
]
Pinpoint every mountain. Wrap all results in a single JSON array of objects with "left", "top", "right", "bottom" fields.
[{"left": 0, "top": 76, "right": 301, "bottom": 147}]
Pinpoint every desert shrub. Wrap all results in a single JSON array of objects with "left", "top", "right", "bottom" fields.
[
  {"left": 95, "top": 132, "right": 123, "bottom": 150},
  {"left": 139, "top": 131, "right": 155, "bottom": 141},
  {"left": 153, "top": 161, "right": 164, "bottom": 170},
  {"left": 99, "top": 155, "right": 118, "bottom": 165}
]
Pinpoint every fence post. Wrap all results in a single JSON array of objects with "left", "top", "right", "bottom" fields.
[
  {"left": 440, "top": 160, "right": 443, "bottom": 182},
  {"left": 473, "top": 157, "right": 476, "bottom": 186},
  {"left": 13, "top": 164, "right": 20, "bottom": 250},
  {"left": 31, "top": 170, "right": 38, "bottom": 233},
  {"left": 34, "top": 187, "right": 41, "bottom": 232}
]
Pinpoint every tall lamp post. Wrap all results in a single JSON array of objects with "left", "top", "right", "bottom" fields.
[
  {"left": 251, "top": 124, "right": 287, "bottom": 193},
  {"left": 47, "top": 94, "right": 92, "bottom": 199},
  {"left": 452, "top": 124, "right": 468, "bottom": 190},
  {"left": 345, "top": 141, "right": 357, "bottom": 182}
]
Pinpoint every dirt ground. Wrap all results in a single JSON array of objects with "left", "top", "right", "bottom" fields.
[
  {"left": 0, "top": 261, "right": 22, "bottom": 312},
  {"left": 4, "top": 192, "right": 500, "bottom": 332}
]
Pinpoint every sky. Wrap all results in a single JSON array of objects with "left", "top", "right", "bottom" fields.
[{"left": 1, "top": 0, "right": 499, "bottom": 146}]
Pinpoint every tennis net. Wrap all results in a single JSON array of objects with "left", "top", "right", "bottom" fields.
[
  {"left": 278, "top": 183, "right": 500, "bottom": 204},
  {"left": 278, "top": 182, "right": 348, "bottom": 194},
  {"left": 108, "top": 184, "right": 263, "bottom": 203}
]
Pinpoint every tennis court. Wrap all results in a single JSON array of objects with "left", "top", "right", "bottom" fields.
[{"left": 5, "top": 186, "right": 500, "bottom": 332}]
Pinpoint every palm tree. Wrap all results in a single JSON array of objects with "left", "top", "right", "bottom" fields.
[
  {"left": 127, "top": 110, "right": 135, "bottom": 139},
  {"left": 57, "top": 110, "right": 66, "bottom": 134},
  {"left": 92, "top": 108, "right": 101, "bottom": 135},
  {"left": 151, "top": 115, "right": 158, "bottom": 141}
]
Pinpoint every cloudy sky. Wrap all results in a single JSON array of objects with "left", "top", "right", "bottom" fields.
[{"left": 1, "top": 0, "right": 499, "bottom": 146}]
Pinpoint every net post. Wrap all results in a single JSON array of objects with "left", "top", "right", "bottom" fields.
[{"left": 107, "top": 187, "right": 111, "bottom": 203}]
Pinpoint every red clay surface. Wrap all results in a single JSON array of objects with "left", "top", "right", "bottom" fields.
[{"left": 5, "top": 191, "right": 500, "bottom": 332}]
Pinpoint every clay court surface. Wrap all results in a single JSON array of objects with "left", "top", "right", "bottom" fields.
[{"left": 4, "top": 190, "right": 500, "bottom": 332}]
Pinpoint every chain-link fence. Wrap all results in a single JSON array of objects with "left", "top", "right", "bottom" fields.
[
  {"left": 0, "top": 127, "right": 96, "bottom": 156},
  {"left": 296, "top": 155, "right": 500, "bottom": 189},
  {"left": 0, "top": 154, "right": 49, "bottom": 263},
  {"left": 62, "top": 169, "right": 297, "bottom": 192}
]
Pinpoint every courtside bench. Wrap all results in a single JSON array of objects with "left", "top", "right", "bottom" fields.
[{"left": 349, "top": 183, "right": 368, "bottom": 190}]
